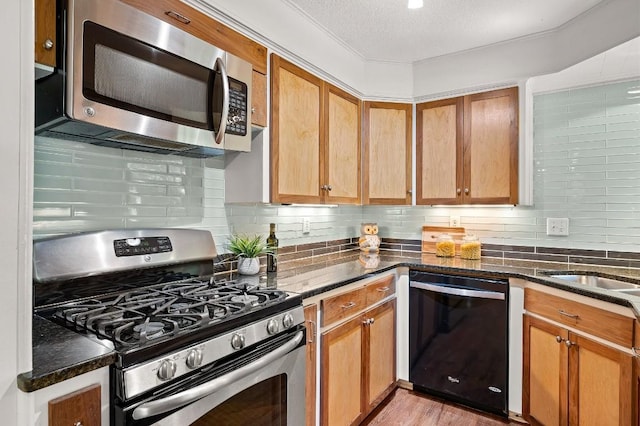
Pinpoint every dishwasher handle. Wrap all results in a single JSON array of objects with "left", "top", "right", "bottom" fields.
[{"left": 410, "top": 281, "right": 505, "bottom": 300}]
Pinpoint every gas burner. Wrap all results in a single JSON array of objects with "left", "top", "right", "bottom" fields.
[
  {"left": 133, "top": 321, "right": 165, "bottom": 341},
  {"left": 231, "top": 294, "right": 260, "bottom": 305},
  {"left": 167, "top": 302, "right": 191, "bottom": 313}
]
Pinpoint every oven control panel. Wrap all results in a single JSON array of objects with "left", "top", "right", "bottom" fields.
[
  {"left": 120, "top": 306, "right": 305, "bottom": 400},
  {"left": 113, "top": 236, "right": 173, "bottom": 257}
]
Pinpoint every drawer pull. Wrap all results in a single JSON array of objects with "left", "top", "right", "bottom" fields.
[
  {"left": 340, "top": 301, "right": 356, "bottom": 310},
  {"left": 376, "top": 287, "right": 390, "bottom": 293},
  {"left": 165, "top": 10, "right": 191, "bottom": 24},
  {"left": 558, "top": 310, "right": 579, "bottom": 320}
]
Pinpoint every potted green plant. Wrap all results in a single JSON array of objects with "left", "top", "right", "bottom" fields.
[{"left": 227, "top": 234, "right": 276, "bottom": 275}]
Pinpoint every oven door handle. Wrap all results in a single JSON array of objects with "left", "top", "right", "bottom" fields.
[
  {"left": 410, "top": 281, "right": 505, "bottom": 300},
  {"left": 131, "top": 330, "right": 304, "bottom": 420}
]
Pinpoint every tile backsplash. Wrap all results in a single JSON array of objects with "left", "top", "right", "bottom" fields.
[{"left": 33, "top": 79, "right": 640, "bottom": 254}]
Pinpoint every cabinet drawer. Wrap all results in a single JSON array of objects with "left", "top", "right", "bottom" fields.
[
  {"left": 365, "top": 275, "right": 395, "bottom": 306},
  {"left": 525, "top": 288, "right": 634, "bottom": 347},
  {"left": 322, "top": 287, "right": 367, "bottom": 327}
]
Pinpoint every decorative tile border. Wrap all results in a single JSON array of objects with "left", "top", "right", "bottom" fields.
[{"left": 213, "top": 236, "right": 640, "bottom": 276}]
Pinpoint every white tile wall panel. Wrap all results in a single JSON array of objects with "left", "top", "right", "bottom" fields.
[{"left": 32, "top": 80, "right": 640, "bottom": 252}]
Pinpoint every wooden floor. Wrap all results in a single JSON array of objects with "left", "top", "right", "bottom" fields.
[{"left": 361, "top": 388, "right": 524, "bottom": 426}]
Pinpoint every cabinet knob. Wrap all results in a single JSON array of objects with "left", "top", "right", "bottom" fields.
[
  {"left": 369, "top": 317, "right": 375, "bottom": 324},
  {"left": 320, "top": 184, "right": 327, "bottom": 191},
  {"left": 407, "top": 189, "right": 412, "bottom": 195},
  {"left": 327, "top": 185, "right": 332, "bottom": 191},
  {"left": 464, "top": 188, "right": 469, "bottom": 194},
  {"left": 73, "top": 422, "right": 83, "bottom": 426},
  {"left": 456, "top": 188, "right": 461, "bottom": 195},
  {"left": 251, "top": 107, "right": 256, "bottom": 113},
  {"left": 564, "top": 340, "right": 574, "bottom": 348},
  {"left": 555, "top": 335, "right": 563, "bottom": 343},
  {"left": 43, "top": 39, "right": 54, "bottom": 50}
]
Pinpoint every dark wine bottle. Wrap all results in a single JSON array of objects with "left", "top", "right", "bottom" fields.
[{"left": 266, "top": 223, "right": 278, "bottom": 272}]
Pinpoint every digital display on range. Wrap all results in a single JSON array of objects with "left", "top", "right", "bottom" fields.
[{"left": 113, "top": 236, "right": 173, "bottom": 257}]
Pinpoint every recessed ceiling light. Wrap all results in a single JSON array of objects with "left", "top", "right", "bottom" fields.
[{"left": 408, "top": 0, "right": 423, "bottom": 9}]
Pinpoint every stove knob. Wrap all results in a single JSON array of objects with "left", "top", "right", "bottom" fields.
[
  {"left": 266, "top": 319, "right": 280, "bottom": 335},
  {"left": 157, "top": 359, "right": 177, "bottom": 381},
  {"left": 230, "top": 333, "right": 245, "bottom": 350},
  {"left": 282, "top": 313, "right": 294, "bottom": 329},
  {"left": 186, "top": 349, "right": 203, "bottom": 369}
]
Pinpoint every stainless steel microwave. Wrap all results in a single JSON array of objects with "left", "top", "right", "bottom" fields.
[{"left": 35, "top": 0, "right": 253, "bottom": 157}]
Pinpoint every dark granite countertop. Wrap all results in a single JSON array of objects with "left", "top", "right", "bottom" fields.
[
  {"left": 19, "top": 251, "right": 640, "bottom": 392},
  {"left": 17, "top": 315, "right": 116, "bottom": 392}
]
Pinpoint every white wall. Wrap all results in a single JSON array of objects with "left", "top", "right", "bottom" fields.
[
  {"left": 189, "top": 0, "right": 639, "bottom": 101},
  {"left": 1, "top": 0, "right": 33, "bottom": 423}
]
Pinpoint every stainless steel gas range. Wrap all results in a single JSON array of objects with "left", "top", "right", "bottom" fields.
[{"left": 33, "top": 229, "right": 306, "bottom": 426}]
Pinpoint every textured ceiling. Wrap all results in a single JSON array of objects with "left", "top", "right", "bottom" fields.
[{"left": 282, "top": 0, "right": 605, "bottom": 63}]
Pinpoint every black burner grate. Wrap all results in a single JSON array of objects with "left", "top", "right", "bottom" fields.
[{"left": 52, "top": 278, "right": 288, "bottom": 346}]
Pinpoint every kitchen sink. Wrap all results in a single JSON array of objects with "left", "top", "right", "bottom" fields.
[{"left": 547, "top": 273, "right": 640, "bottom": 292}]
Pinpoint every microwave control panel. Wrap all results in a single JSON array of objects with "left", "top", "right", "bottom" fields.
[{"left": 226, "top": 77, "right": 248, "bottom": 136}]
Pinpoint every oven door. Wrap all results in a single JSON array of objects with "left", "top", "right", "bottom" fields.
[
  {"left": 113, "top": 326, "right": 306, "bottom": 426},
  {"left": 68, "top": 0, "right": 231, "bottom": 150}
]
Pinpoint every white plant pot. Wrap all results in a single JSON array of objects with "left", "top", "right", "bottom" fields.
[{"left": 237, "top": 257, "right": 260, "bottom": 275}]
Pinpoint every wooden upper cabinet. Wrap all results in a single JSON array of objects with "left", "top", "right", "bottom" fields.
[
  {"left": 251, "top": 70, "right": 267, "bottom": 127},
  {"left": 363, "top": 102, "right": 412, "bottom": 205},
  {"left": 325, "top": 84, "right": 361, "bottom": 204},
  {"left": 416, "top": 97, "right": 463, "bottom": 204},
  {"left": 464, "top": 87, "right": 519, "bottom": 204},
  {"left": 417, "top": 87, "right": 519, "bottom": 205},
  {"left": 271, "top": 55, "right": 324, "bottom": 203},
  {"left": 271, "top": 55, "right": 361, "bottom": 204},
  {"left": 119, "top": 0, "right": 267, "bottom": 73},
  {"left": 35, "top": 0, "right": 57, "bottom": 67}
]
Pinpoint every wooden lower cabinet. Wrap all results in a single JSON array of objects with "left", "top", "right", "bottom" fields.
[
  {"left": 321, "top": 299, "right": 396, "bottom": 426},
  {"left": 524, "top": 315, "right": 633, "bottom": 426},
  {"left": 304, "top": 304, "right": 318, "bottom": 426},
  {"left": 49, "top": 384, "right": 101, "bottom": 426}
]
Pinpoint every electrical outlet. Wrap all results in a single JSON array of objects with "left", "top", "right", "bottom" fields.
[
  {"left": 302, "top": 218, "right": 311, "bottom": 234},
  {"left": 449, "top": 216, "right": 460, "bottom": 227},
  {"left": 546, "top": 218, "right": 569, "bottom": 236}
]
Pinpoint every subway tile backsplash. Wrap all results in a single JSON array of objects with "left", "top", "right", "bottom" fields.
[{"left": 33, "top": 79, "right": 640, "bottom": 255}]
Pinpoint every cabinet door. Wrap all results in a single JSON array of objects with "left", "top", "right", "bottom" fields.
[
  {"left": 271, "top": 55, "right": 324, "bottom": 203},
  {"left": 364, "top": 299, "right": 396, "bottom": 412},
  {"left": 416, "top": 97, "right": 463, "bottom": 205},
  {"left": 304, "top": 304, "right": 318, "bottom": 426},
  {"left": 523, "top": 315, "right": 569, "bottom": 426},
  {"left": 35, "top": 0, "right": 57, "bottom": 67},
  {"left": 324, "top": 84, "right": 361, "bottom": 204},
  {"left": 463, "top": 87, "right": 518, "bottom": 204},
  {"left": 569, "top": 333, "right": 633, "bottom": 426},
  {"left": 251, "top": 70, "right": 267, "bottom": 127},
  {"left": 321, "top": 315, "right": 364, "bottom": 426},
  {"left": 363, "top": 102, "right": 412, "bottom": 205},
  {"left": 49, "top": 384, "right": 101, "bottom": 426}
]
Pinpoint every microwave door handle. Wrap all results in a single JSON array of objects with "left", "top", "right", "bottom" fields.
[
  {"left": 409, "top": 281, "right": 505, "bottom": 300},
  {"left": 214, "top": 57, "right": 230, "bottom": 145},
  {"left": 131, "top": 330, "right": 304, "bottom": 420}
]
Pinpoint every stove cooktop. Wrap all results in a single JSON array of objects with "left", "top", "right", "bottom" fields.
[{"left": 37, "top": 277, "right": 301, "bottom": 366}]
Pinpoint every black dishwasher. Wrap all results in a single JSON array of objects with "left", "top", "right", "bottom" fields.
[{"left": 409, "top": 270, "right": 509, "bottom": 416}]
